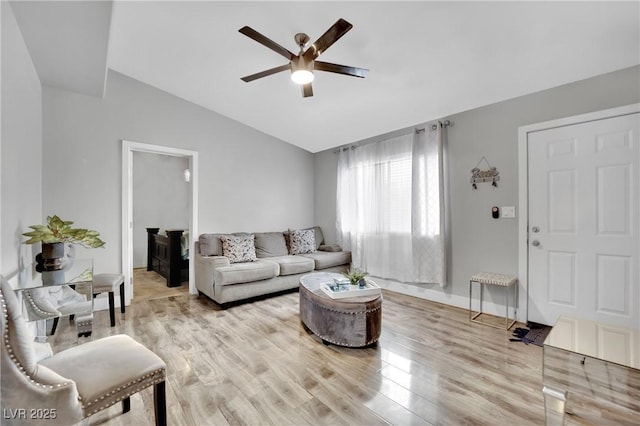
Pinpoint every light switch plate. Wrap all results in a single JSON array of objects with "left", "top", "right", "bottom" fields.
[{"left": 502, "top": 206, "right": 516, "bottom": 218}]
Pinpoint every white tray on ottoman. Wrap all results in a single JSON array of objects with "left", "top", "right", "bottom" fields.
[{"left": 321, "top": 279, "right": 381, "bottom": 299}]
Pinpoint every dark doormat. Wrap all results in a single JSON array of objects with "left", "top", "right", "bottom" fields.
[{"left": 511, "top": 322, "right": 552, "bottom": 346}]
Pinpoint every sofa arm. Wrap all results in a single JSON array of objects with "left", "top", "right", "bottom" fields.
[
  {"left": 198, "top": 255, "right": 230, "bottom": 269},
  {"left": 195, "top": 253, "right": 230, "bottom": 300}
]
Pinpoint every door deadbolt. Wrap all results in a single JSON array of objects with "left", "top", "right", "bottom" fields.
[{"left": 532, "top": 226, "right": 540, "bottom": 233}]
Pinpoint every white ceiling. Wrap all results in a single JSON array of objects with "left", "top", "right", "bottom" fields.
[
  {"left": 10, "top": 0, "right": 112, "bottom": 97},
  {"left": 10, "top": 1, "right": 640, "bottom": 153}
]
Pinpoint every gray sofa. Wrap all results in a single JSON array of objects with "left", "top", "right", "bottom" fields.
[{"left": 195, "top": 226, "right": 351, "bottom": 306}]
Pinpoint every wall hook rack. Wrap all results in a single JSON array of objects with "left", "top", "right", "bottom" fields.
[{"left": 471, "top": 156, "right": 500, "bottom": 189}]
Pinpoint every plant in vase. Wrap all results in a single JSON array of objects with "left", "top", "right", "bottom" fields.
[
  {"left": 23, "top": 215, "right": 105, "bottom": 271},
  {"left": 343, "top": 268, "right": 368, "bottom": 288}
]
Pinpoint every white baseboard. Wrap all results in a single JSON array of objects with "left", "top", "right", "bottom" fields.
[{"left": 374, "top": 276, "right": 525, "bottom": 324}]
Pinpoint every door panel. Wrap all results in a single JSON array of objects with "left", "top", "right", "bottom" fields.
[
  {"left": 597, "top": 164, "right": 631, "bottom": 234},
  {"left": 528, "top": 113, "right": 639, "bottom": 327},
  {"left": 548, "top": 170, "right": 576, "bottom": 233},
  {"left": 547, "top": 251, "right": 576, "bottom": 306},
  {"left": 596, "top": 254, "right": 630, "bottom": 315}
]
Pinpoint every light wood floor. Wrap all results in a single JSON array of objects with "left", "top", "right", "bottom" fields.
[
  {"left": 132, "top": 268, "right": 189, "bottom": 302},
  {"left": 49, "top": 284, "right": 608, "bottom": 425}
]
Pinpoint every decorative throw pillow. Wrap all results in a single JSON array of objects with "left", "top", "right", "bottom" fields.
[
  {"left": 219, "top": 234, "right": 257, "bottom": 263},
  {"left": 288, "top": 229, "right": 316, "bottom": 255}
]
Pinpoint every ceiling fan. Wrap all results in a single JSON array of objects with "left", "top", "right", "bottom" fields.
[{"left": 239, "top": 18, "right": 368, "bottom": 98}]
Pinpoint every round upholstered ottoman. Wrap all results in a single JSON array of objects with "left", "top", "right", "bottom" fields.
[{"left": 299, "top": 272, "right": 382, "bottom": 347}]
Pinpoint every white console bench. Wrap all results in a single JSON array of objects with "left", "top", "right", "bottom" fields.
[{"left": 469, "top": 272, "right": 518, "bottom": 330}]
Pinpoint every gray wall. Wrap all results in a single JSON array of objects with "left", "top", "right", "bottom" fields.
[
  {"left": 5, "top": 0, "right": 638, "bottom": 316},
  {"left": 314, "top": 65, "right": 640, "bottom": 312},
  {"left": 1, "top": 2, "right": 42, "bottom": 280},
  {"left": 132, "top": 152, "right": 189, "bottom": 268},
  {"left": 42, "top": 70, "right": 315, "bottom": 274}
]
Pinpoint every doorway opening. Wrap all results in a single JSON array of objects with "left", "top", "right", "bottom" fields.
[{"left": 122, "top": 140, "right": 199, "bottom": 306}]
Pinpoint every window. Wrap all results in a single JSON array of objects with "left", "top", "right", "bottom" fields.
[{"left": 336, "top": 127, "right": 446, "bottom": 286}]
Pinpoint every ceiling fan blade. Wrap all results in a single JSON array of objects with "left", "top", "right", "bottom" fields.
[
  {"left": 241, "top": 64, "right": 291, "bottom": 82},
  {"left": 303, "top": 18, "right": 353, "bottom": 61},
  {"left": 314, "top": 61, "right": 368, "bottom": 78},
  {"left": 239, "top": 26, "right": 295, "bottom": 60},
  {"left": 302, "top": 83, "right": 313, "bottom": 98}
]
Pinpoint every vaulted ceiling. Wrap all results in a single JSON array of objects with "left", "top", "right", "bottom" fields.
[{"left": 10, "top": 1, "right": 640, "bottom": 153}]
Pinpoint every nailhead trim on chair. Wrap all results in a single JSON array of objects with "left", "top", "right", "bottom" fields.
[
  {"left": 22, "top": 290, "right": 59, "bottom": 318},
  {"left": 0, "top": 291, "right": 74, "bottom": 391},
  {"left": 3, "top": 288, "right": 167, "bottom": 422},
  {"left": 83, "top": 376, "right": 166, "bottom": 417},
  {"left": 83, "top": 368, "right": 166, "bottom": 409}
]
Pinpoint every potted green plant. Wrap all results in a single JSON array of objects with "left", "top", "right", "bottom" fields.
[
  {"left": 23, "top": 215, "right": 105, "bottom": 270},
  {"left": 343, "top": 268, "right": 368, "bottom": 287}
]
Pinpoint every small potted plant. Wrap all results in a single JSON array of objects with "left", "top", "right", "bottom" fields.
[
  {"left": 343, "top": 268, "right": 368, "bottom": 288},
  {"left": 23, "top": 215, "right": 105, "bottom": 270}
]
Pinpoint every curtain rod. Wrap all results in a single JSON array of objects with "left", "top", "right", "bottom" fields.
[
  {"left": 333, "top": 145, "right": 358, "bottom": 154},
  {"left": 334, "top": 119, "right": 453, "bottom": 153},
  {"left": 417, "top": 119, "right": 453, "bottom": 133}
]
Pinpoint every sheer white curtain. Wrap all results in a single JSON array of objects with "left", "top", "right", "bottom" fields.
[{"left": 336, "top": 125, "right": 446, "bottom": 286}]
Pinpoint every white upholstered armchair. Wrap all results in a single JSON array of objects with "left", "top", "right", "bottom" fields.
[{"left": 0, "top": 278, "right": 167, "bottom": 425}]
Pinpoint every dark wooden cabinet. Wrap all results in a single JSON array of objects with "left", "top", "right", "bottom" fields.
[{"left": 147, "top": 228, "right": 188, "bottom": 287}]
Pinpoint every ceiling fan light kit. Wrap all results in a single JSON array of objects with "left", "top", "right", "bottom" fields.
[
  {"left": 239, "top": 18, "right": 368, "bottom": 97},
  {"left": 291, "top": 69, "right": 314, "bottom": 85},
  {"left": 291, "top": 55, "right": 314, "bottom": 85}
]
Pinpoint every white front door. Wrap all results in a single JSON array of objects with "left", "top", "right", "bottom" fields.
[{"left": 527, "top": 111, "right": 639, "bottom": 327}]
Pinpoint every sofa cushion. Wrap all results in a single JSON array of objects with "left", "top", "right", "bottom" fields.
[
  {"left": 264, "top": 255, "right": 315, "bottom": 276},
  {"left": 214, "top": 260, "right": 279, "bottom": 286},
  {"left": 299, "top": 251, "right": 351, "bottom": 270},
  {"left": 219, "top": 234, "right": 257, "bottom": 263},
  {"left": 310, "top": 226, "right": 324, "bottom": 249},
  {"left": 199, "top": 232, "right": 250, "bottom": 256},
  {"left": 289, "top": 229, "right": 316, "bottom": 255},
  {"left": 199, "top": 233, "right": 223, "bottom": 256},
  {"left": 254, "top": 232, "right": 288, "bottom": 258}
]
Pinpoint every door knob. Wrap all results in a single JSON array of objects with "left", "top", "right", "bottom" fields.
[{"left": 532, "top": 240, "right": 540, "bottom": 247}]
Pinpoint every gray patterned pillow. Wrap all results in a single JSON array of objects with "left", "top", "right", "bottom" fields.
[
  {"left": 289, "top": 229, "right": 316, "bottom": 255},
  {"left": 219, "top": 234, "right": 257, "bottom": 263}
]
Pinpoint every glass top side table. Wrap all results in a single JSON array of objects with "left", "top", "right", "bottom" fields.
[
  {"left": 12, "top": 258, "right": 94, "bottom": 340},
  {"left": 542, "top": 316, "right": 640, "bottom": 425}
]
